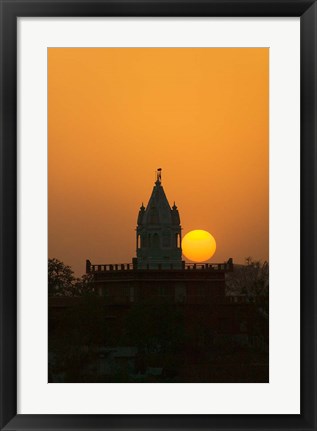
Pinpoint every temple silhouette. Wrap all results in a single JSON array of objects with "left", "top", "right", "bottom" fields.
[
  {"left": 85, "top": 169, "right": 233, "bottom": 304},
  {"left": 49, "top": 169, "right": 268, "bottom": 383}
]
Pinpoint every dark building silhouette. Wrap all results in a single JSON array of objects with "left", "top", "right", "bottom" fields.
[{"left": 85, "top": 169, "right": 233, "bottom": 303}]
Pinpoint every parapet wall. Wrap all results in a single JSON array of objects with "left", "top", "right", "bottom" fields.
[{"left": 86, "top": 258, "right": 233, "bottom": 274}]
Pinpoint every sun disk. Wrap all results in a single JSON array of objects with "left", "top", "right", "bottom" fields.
[{"left": 182, "top": 229, "right": 216, "bottom": 262}]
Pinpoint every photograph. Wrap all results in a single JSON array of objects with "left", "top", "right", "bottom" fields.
[
  {"left": 48, "top": 47, "right": 269, "bottom": 383},
  {"left": 2, "top": 0, "right": 317, "bottom": 428}
]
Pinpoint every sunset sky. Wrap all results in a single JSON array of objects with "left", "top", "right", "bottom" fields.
[{"left": 48, "top": 48, "right": 268, "bottom": 276}]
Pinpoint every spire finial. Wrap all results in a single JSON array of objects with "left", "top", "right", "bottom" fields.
[{"left": 156, "top": 168, "right": 162, "bottom": 183}]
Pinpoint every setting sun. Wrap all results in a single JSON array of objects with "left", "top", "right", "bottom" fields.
[{"left": 182, "top": 230, "right": 217, "bottom": 262}]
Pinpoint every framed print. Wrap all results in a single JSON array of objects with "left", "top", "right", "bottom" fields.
[{"left": 0, "top": 0, "right": 316, "bottom": 430}]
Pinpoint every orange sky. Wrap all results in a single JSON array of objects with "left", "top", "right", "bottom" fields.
[{"left": 48, "top": 48, "right": 268, "bottom": 276}]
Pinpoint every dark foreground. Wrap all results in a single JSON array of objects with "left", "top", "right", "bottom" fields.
[{"left": 48, "top": 297, "right": 268, "bottom": 383}]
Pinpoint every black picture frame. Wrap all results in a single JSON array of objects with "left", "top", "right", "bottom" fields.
[{"left": 1, "top": 0, "right": 316, "bottom": 430}]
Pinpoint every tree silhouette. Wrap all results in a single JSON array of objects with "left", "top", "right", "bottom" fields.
[
  {"left": 48, "top": 258, "right": 78, "bottom": 296},
  {"left": 226, "top": 258, "right": 269, "bottom": 342},
  {"left": 48, "top": 258, "right": 97, "bottom": 297}
]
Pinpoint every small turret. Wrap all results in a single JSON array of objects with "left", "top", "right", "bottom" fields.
[
  {"left": 137, "top": 203, "right": 145, "bottom": 225},
  {"left": 171, "top": 202, "right": 180, "bottom": 225}
]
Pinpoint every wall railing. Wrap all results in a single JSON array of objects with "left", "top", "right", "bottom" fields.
[{"left": 86, "top": 259, "right": 233, "bottom": 273}]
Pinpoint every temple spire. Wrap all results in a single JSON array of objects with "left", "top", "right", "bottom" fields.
[{"left": 136, "top": 170, "right": 182, "bottom": 269}]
